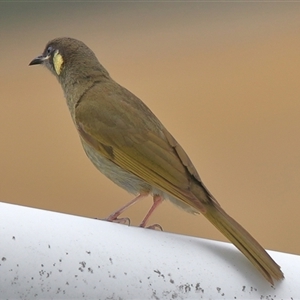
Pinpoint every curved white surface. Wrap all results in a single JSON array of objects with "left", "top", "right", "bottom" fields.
[{"left": 0, "top": 202, "right": 298, "bottom": 299}]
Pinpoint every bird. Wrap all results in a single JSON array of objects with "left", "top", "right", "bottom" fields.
[{"left": 29, "top": 37, "right": 284, "bottom": 284}]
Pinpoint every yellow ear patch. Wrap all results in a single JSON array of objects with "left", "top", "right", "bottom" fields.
[{"left": 53, "top": 50, "right": 64, "bottom": 75}]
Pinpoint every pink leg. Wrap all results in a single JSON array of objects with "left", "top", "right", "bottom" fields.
[
  {"left": 106, "top": 193, "right": 148, "bottom": 223},
  {"left": 139, "top": 195, "right": 163, "bottom": 229}
]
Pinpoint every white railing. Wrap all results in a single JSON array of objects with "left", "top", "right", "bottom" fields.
[{"left": 0, "top": 202, "right": 298, "bottom": 299}]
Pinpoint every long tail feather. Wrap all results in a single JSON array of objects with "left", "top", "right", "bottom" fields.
[{"left": 204, "top": 203, "right": 284, "bottom": 284}]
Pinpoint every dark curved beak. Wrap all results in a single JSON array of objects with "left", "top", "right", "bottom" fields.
[{"left": 29, "top": 55, "right": 48, "bottom": 66}]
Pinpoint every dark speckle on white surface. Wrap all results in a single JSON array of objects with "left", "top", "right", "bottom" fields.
[{"left": 0, "top": 202, "right": 298, "bottom": 299}]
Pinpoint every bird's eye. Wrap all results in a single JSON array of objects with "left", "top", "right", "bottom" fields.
[{"left": 46, "top": 46, "right": 53, "bottom": 56}]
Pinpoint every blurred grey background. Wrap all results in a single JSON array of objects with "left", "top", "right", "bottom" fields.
[{"left": 1, "top": 2, "right": 300, "bottom": 255}]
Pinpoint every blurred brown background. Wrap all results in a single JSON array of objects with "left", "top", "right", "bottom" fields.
[{"left": 1, "top": 2, "right": 300, "bottom": 255}]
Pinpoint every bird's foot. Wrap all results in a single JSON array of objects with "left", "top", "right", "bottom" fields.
[
  {"left": 105, "top": 217, "right": 130, "bottom": 225},
  {"left": 96, "top": 215, "right": 130, "bottom": 225},
  {"left": 143, "top": 223, "right": 163, "bottom": 231}
]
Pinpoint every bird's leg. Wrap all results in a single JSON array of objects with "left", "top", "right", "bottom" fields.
[
  {"left": 106, "top": 193, "right": 148, "bottom": 225},
  {"left": 139, "top": 195, "right": 163, "bottom": 230}
]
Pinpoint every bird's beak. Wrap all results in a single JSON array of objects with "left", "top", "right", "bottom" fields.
[{"left": 29, "top": 55, "right": 49, "bottom": 66}]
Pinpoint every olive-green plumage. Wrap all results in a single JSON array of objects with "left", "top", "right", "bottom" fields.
[{"left": 29, "top": 37, "right": 284, "bottom": 284}]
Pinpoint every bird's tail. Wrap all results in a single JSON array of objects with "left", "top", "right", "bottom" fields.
[{"left": 203, "top": 202, "right": 284, "bottom": 284}]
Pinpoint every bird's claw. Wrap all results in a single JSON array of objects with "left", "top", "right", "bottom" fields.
[
  {"left": 143, "top": 223, "right": 163, "bottom": 231},
  {"left": 103, "top": 217, "right": 131, "bottom": 225}
]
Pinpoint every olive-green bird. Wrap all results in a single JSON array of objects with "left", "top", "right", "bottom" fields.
[{"left": 29, "top": 37, "right": 284, "bottom": 284}]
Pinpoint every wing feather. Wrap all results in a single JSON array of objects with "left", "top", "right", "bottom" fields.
[{"left": 75, "top": 82, "right": 206, "bottom": 211}]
